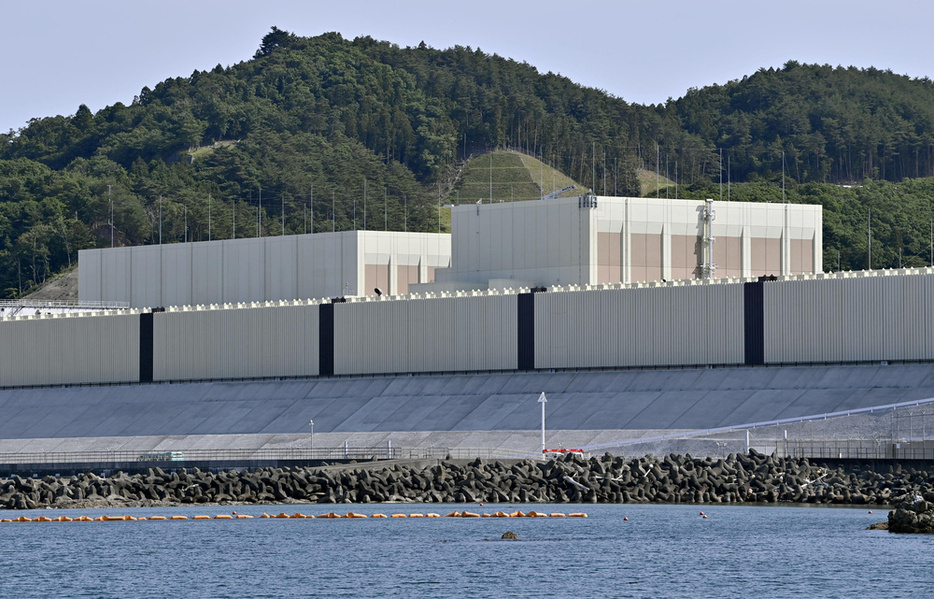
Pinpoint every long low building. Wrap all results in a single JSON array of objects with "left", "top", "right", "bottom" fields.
[
  {"left": 3, "top": 268, "right": 933, "bottom": 388},
  {"left": 78, "top": 231, "right": 452, "bottom": 308}
]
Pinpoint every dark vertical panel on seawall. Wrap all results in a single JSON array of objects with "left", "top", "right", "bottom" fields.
[
  {"left": 744, "top": 281, "right": 765, "bottom": 365},
  {"left": 517, "top": 293, "right": 535, "bottom": 370},
  {"left": 319, "top": 303, "right": 335, "bottom": 376},
  {"left": 139, "top": 312, "right": 154, "bottom": 383}
]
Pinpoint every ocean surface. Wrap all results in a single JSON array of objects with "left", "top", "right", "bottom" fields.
[{"left": 0, "top": 503, "right": 930, "bottom": 598}]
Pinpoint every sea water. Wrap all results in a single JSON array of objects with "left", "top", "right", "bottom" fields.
[{"left": 0, "top": 503, "right": 930, "bottom": 598}]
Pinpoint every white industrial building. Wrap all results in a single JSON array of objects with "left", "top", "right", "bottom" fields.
[
  {"left": 79, "top": 194, "right": 821, "bottom": 305},
  {"left": 79, "top": 231, "right": 452, "bottom": 308},
  {"left": 415, "top": 195, "right": 822, "bottom": 293}
]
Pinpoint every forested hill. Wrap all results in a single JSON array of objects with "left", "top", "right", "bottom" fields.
[
  {"left": 2, "top": 28, "right": 934, "bottom": 297},
  {"left": 671, "top": 61, "right": 934, "bottom": 183}
]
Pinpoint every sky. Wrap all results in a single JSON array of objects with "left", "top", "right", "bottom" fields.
[{"left": 3, "top": 0, "right": 934, "bottom": 134}]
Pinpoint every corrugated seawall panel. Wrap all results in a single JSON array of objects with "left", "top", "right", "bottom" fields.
[
  {"left": 334, "top": 295, "right": 518, "bottom": 375},
  {"left": 153, "top": 304, "right": 319, "bottom": 381},
  {"left": 764, "top": 274, "right": 934, "bottom": 364},
  {"left": 0, "top": 314, "right": 139, "bottom": 386},
  {"left": 535, "top": 284, "right": 745, "bottom": 369}
]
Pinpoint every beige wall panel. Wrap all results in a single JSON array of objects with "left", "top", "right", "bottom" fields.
[
  {"left": 750, "top": 237, "right": 781, "bottom": 277},
  {"left": 790, "top": 238, "right": 812, "bottom": 275},
  {"left": 714, "top": 236, "right": 742, "bottom": 278},
  {"left": 397, "top": 265, "right": 418, "bottom": 295},
  {"left": 630, "top": 234, "right": 663, "bottom": 283},
  {"left": 364, "top": 264, "right": 390, "bottom": 297},
  {"left": 670, "top": 234, "right": 701, "bottom": 281}
]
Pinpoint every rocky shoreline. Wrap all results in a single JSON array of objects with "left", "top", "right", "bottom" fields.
[{"left": 1, "top": 450, "right": 931, "bottom": 512}]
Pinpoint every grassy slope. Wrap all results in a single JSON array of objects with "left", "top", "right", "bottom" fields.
[
  {"left": 452, "top": 150, "right": 582, "bottom": 205},
  {"left": 637, "top": 169, "right": 676, "bottom": 197}
]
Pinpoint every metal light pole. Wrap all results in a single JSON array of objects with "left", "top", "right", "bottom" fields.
[
  {"left": 309, "top": 419, "right": 315, "bottom": 456},
  {"left": 538, "top": 392, "right": 547, "bottom": 457}
]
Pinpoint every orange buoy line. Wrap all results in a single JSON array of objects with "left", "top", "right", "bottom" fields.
[{"left": 0, "top": 510, "right": 587, "bottom": 522}]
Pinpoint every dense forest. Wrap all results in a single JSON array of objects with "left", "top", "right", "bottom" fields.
[{"left": 1, "top": 28, "right": 933, "bottom": 297}]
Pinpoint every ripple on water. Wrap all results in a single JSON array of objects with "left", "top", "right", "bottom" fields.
[{"left": 0, "top": 504, "right": 930, "bottom": 598}]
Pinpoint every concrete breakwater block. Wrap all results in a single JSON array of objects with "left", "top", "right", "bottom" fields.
[
  {"left": 0, "top": 451, "right": 931, "bottom": 510},
  {"left": 887, "top": 492, "right": 934, "bottom": 533}
]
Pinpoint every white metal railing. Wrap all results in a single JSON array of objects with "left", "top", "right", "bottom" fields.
[
  {"left": 577, "top": 396, "right": 934, "bottom": 454},
  {"left": 0, "top": 446, "right": 503, "bottom": 466},
  {"left": 0, "top": 299, "right": 129, "bottom": 309}
]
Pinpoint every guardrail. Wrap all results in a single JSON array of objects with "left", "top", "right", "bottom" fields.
[{"left": 0, "top": 446, "right": 501, "bottom": 466}]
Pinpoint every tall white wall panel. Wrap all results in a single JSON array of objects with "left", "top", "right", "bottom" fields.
[
  {"left": 191, "top": 242, "right": 224, "bottom": 306},
  {"left": 334, "top": 295, "right": 517, "bottom": 375},
  {"left": 77, "top": 249, "right": 103, "bottom": 302},
  {"left": 160, "top": 244, "right": 193, "bottom": 308},
  {"left": 764, "top": 273, "right": 934, "bottom": 364},
  {"left": 100, "top": 248, "right": 132, "bottom": 305},
  {"left": 153, "top": 303, "right": 320, "bottom": 381},
  {"left": 534, "top": 284, "right": 745, "bottom": 369},
  {"left": 131, "top": 246, "right": 164, "bottom": 307},
  {"left": 0, "top": 313, "right": 139, "bottom": 386},
  {"left": 265, "top": 237, "right": 298, "bottom": 301}
]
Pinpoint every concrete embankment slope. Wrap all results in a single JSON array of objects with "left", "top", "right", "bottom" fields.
[{"left": 0, "top": 363, "right": 932, "bottom": 455}]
